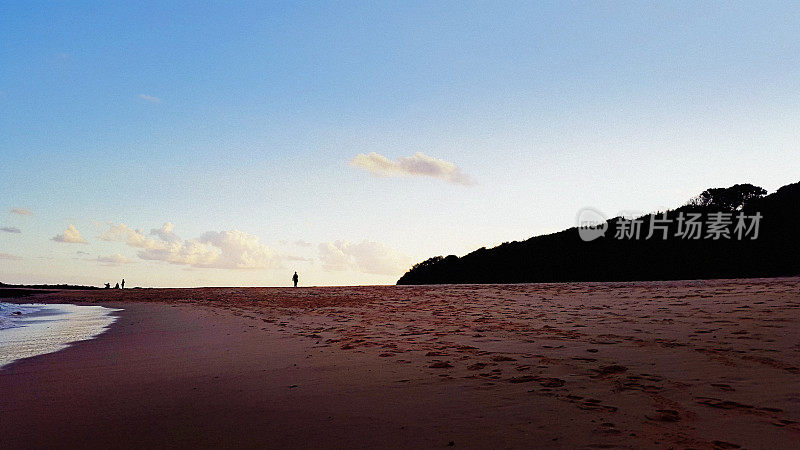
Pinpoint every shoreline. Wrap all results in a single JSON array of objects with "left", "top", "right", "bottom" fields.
[
  {"left": 2, "top": 302, "right": 571, "bottom": 448},
  {"left": 2, "top": 279, "right": 799, "bottom": 448},
  {"left": 0, "top": 302, "right": 120, "bottom": 369}
]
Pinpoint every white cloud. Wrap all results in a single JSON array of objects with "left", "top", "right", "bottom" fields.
[
  {"left": 318, "top": 240, "right": 411, "bottom": 275},
  {"left": 97, "top": 254, "right": 130, "bottom": 265},
  {"left": 10, "top": 207, "right": 32, "bottom": 216},
  {"left": 150, "top": 222, "right": 180, "bottom": 242},
  {"left": 318, "top": 242, "right": 351, "bottom": 272},
  {"left": 101, "top": 223, "right": 160, "bottom": 248},
  {"left": 197, "top": 230, "right": 279, "bottom": 269},
  {"left": 137, "top": 239, "right": 218, "bottom": 267},
  {"left": 1, "top": 226, "right": 21, "bottom": 233},
  {"left": 52, "top": 224, "right": 88, "bottom": 244},
  {"left": 351, "top": 152, "right": 474, "bottom": 185},
  {"left": 0, "top": 253, "right": 22, "bottom": 261},
  {"left": 139, "top": 94, "right": 161, "bottom": 103},
  {"left": 293, "top": 239, "right": 313, "bottom": 247},
  {"left": 104, "top": 222, "right": 280, "bottom": 270}
]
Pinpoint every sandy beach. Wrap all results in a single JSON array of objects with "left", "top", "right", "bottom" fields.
[{"left": 2, "top": 278, "right": 799, "bottom": 449}]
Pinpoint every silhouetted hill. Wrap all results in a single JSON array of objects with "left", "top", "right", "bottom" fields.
[{"left": 397, "top": 181, "right": 800, "bottom": 285}]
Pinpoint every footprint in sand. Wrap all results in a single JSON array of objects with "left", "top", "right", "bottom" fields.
[
  {"left": 770, "top": 419, "right": 797, "bottom": 428},
  {"left": 429, "top": 361, "right": 454, "bottom": 369},
  {"left": 711, "top": 440, "right": 741, "bottom": 449},
  {"left": 576, "top": 399, "right": 618, "bottom": 413},
  {"left": 695, "top": 397, "right": 754, "bottom": 410},
  {"left": 589, "top": 364, "right": 628, "bottom": 378},
  {"left": 645, "top": 409, "right": 680, "bottom": 422},
  {"left": 508, "top": 375, "right": 566, "bottom": 387}
]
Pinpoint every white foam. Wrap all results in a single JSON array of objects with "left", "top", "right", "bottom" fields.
[
  {"left": 0, "top": 303, "right": 45, "bottom": 329},
  {"left": 0, "top": 303, "right": 121, "bottom": 369}
]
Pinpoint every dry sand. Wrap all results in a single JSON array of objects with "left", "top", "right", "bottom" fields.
[{"left": 2, "top": 278, "right": 799, "bottom": 449}]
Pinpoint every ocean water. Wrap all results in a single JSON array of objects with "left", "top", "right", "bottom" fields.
[{"left": 0, "top": 302, "right": 121, "bottom": 369}]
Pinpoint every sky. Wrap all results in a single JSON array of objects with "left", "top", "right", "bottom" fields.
[{"left": 1, "top": 1, "right": 799, "bottom": 287}]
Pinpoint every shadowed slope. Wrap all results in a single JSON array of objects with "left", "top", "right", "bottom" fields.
[{"left": 398, "top": 181, "right": 800, "bottom": 285}]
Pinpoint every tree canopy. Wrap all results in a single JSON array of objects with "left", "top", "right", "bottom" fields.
[{"left": 688, "top": 183, "right": 767, "bottom": 211}]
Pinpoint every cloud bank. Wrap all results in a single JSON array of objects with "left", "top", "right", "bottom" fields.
[
  {"left": 100, "top": 223, "right": 153, "bottom": 248},
  {"left": 1, "top": 226, "right": 21, "bottom": 233},
  {"left": 351, "top": 152, "right": 474, "bottom": 185},
  {"left": 102, "top": 222, "right": 279, "bottom": 270},
  {"left": 318, "top": 240, "right": 411, "bottom": 275},
  {"left": 52, "top": 224, "right": 88, "bottom": 244},
  {"left": 0, "top": 253, "right": 22, "bottom": 261},
  {"left": 11, "top": 207, "right": 32, "bottom": 216}
]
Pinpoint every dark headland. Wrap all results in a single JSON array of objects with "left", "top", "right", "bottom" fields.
[
  {"left": 398, "top": 181, "right": 800, "bottom": 285},
  {"left": 0, "top": 282, "right": 100, "bottom": 299}
]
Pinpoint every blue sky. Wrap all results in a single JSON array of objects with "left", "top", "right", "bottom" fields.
[{"left": 2, "top": 1, "right": 799, "bottom": 286}]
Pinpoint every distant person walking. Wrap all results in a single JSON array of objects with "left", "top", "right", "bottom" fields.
[
  {"left": 121, "top": 279, "right": 125, "bottom": 289},
  {"left": 292, "top": 272, "right": 299, "bottom": 288}
]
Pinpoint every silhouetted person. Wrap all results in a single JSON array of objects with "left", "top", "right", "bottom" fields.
[
  {"left": 104, "top": 283, "right": 111, "bottom": 289},
  {"left": 121, "top": 279, "right": 125, "bottom": 289},
  {"left": 292, "top": 272, "right": 299, "bottom": 287},
  {"left": 115, "top": 282, "right": 120, "bottom": 289}
]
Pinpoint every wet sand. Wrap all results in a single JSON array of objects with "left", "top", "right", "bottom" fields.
[{"left": 2, "top": 278, "right": 799, "bottom": 448}]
